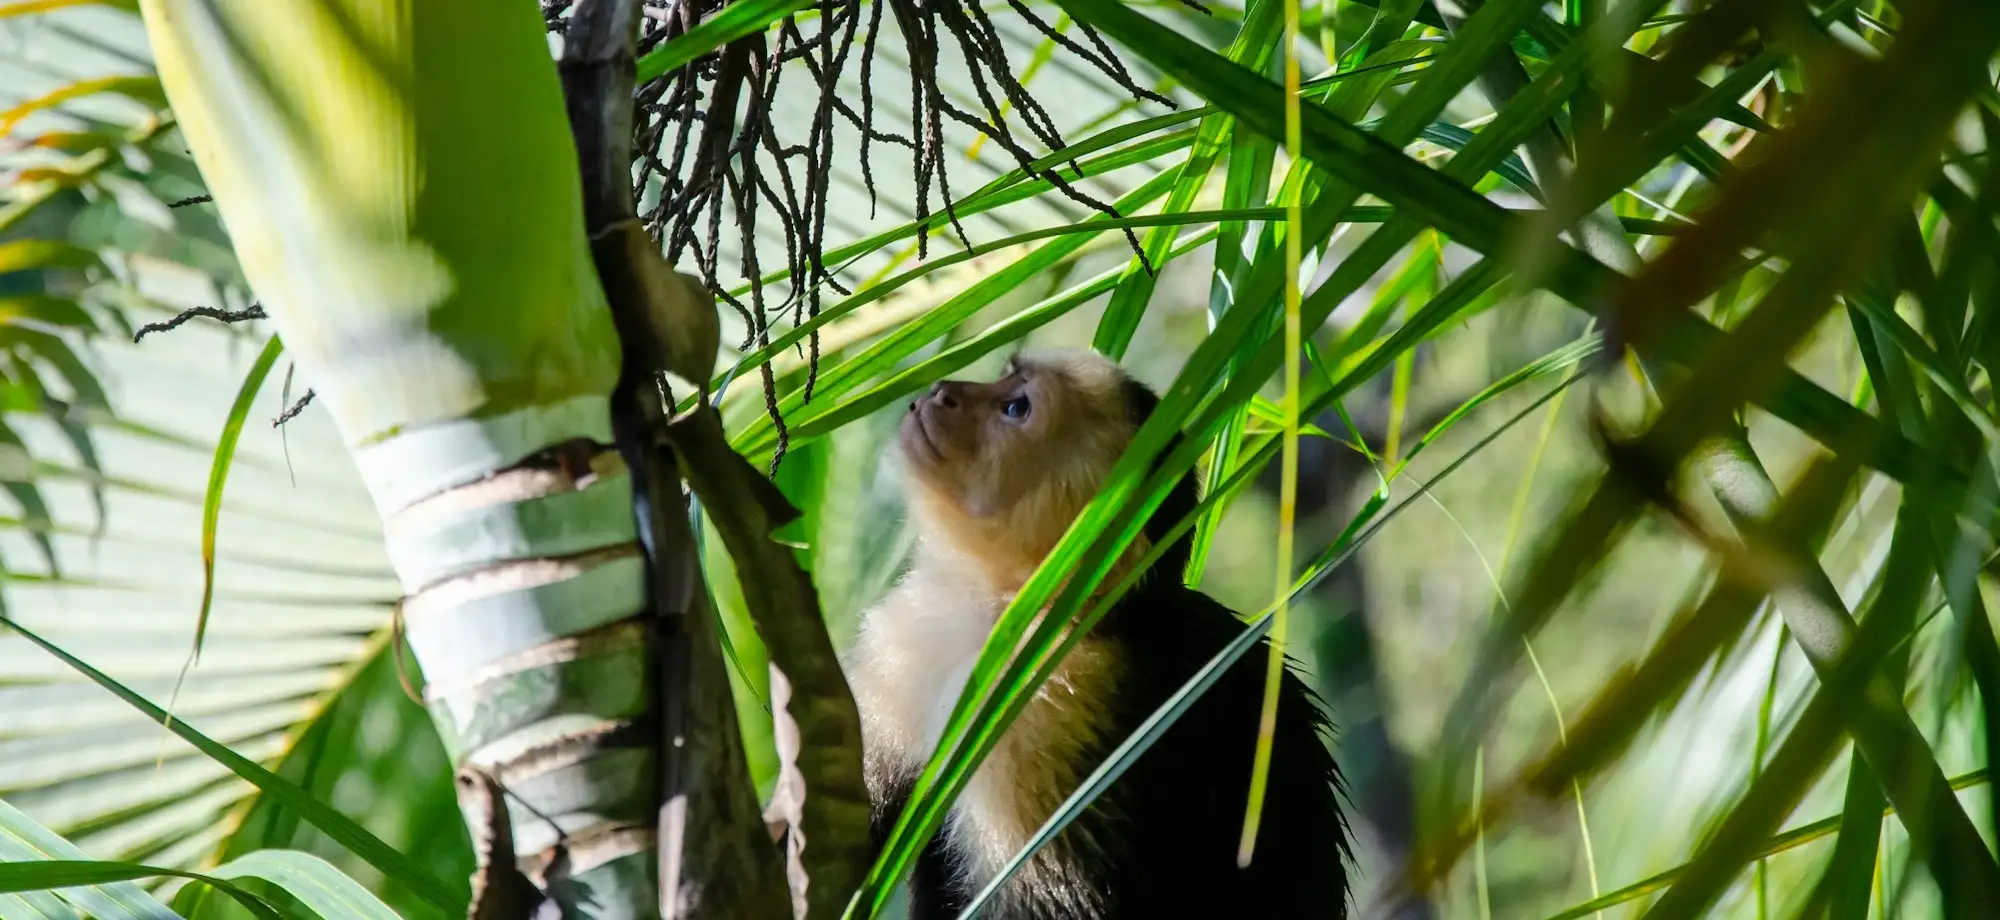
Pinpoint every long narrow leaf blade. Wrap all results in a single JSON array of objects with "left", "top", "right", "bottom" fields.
[
  {"left": 0, "top": 862, "right": 275, "bottom": 920},
  {"left": 192, "top": 333, "right": 283, "bottom": 658},
  {"left": 0, "top": 619, "right": 461, "bottom": 915},
  {"left": 634, "top": 0, "right": 815, "bottom": 82},
  {"left": 208, "top": 851, "right": 403, "bottom": 920},
  {"left": 0, "top": 801, "right": 175, "bottom": 920}
]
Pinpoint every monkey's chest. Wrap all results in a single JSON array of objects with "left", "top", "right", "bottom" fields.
[
  {"left": 846, "top": 595, "right": 1125, "bottom": 891},
  {"left": 847, "top": 595, "right": 998, "bottom": 757}
]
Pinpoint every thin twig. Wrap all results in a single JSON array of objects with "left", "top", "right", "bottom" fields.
[
  {"left": 271, "top": 389, "right": 315, "bottom": 427},
  {"left": 132, "top": 303, "right": 266, "bottom": 342}
]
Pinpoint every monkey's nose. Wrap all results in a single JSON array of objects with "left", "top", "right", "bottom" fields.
[{"left": 927, "top": 381, "right": 961, "bottom": 410}]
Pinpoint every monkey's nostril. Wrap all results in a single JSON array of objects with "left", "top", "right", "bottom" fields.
[{"left": 930, "top": 382, "right": 960, "bottom": 410}]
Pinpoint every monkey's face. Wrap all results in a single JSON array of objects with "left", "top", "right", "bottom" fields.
[{"left": 899, "top": 354, "right": 1137, "bottom": 582}]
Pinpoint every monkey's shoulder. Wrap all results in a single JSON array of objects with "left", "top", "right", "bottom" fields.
[{"left": 1065, "top": 578, "right": 1354, "bottom": 917}]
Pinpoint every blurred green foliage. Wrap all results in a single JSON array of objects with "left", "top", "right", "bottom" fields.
[{"left": 6, "top": 1, "right": 2000, "bottom": 919}]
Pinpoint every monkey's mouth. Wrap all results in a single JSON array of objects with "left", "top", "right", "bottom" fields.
[{"left": 902, "top": 410, "right": 945, "bottom": 465}]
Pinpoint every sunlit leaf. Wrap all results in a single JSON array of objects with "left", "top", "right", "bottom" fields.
[
  {"left": 189, "top": 335, "right": 281, "bottom": 660},
  {"left": 0, "top": 618, "right": 460, "bottom": 916},
  {"left": 0, "top": 76, "right": 164, "bottom": 138}
]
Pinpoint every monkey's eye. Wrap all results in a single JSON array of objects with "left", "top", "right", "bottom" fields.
[{"left": 1000, "top": 395, "right": 1032, "bottom": 420}]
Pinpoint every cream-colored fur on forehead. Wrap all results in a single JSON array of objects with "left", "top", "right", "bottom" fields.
[{"left": 1009, "top": 349, "right": 1133, "bottom": 415}]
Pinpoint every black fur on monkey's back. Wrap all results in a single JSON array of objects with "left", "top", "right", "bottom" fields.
[{"left": 877, "top": 372, "right": 1352, "bottom": 920}]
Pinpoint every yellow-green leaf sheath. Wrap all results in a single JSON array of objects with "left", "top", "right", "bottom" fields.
[{"left": 137, "top": 0, "right": 620, "bottom": 448}]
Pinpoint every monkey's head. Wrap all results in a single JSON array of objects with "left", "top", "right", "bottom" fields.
[{"left": 899, "top": 350, "right": 1198, "bottom": 588}]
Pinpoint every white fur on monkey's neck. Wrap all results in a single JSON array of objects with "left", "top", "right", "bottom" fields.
[
  {"left": 906, "top": 483, "right": 1048, "bottom": 592},
  {"left": 861, "top": 536, "right": 1007, "bottom": 735}
]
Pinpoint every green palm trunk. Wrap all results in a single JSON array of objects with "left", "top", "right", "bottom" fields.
[{"left": 135, "top": 2, "right": 667, "bottom": 918}]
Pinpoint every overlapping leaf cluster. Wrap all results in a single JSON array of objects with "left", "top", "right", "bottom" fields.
[{"left": 8, "top": 1, "right": 2000, "bottom": 919}]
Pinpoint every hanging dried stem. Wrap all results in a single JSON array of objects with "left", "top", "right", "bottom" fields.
[
  {"left": 546, "top": 0, "right": 1183, "bottom": 472},
  {"left": 271, "top": 389, "right": 316, "bottom": 427},
  {"left": 132, "top": 303, "right": 267, "bottom": 342}
]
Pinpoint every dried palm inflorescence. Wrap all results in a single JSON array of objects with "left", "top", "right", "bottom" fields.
[{"left": 545, "top": 0, "right": 1192, "bottom": 470}]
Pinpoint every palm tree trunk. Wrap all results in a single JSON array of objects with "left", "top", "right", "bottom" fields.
[{"left": 131, "top": 2, "right": 774, "bottom": 917}]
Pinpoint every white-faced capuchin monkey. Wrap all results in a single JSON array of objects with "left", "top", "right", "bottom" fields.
[{"left": 844, "top": 350, "right": 1350, "bottom": 920}]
